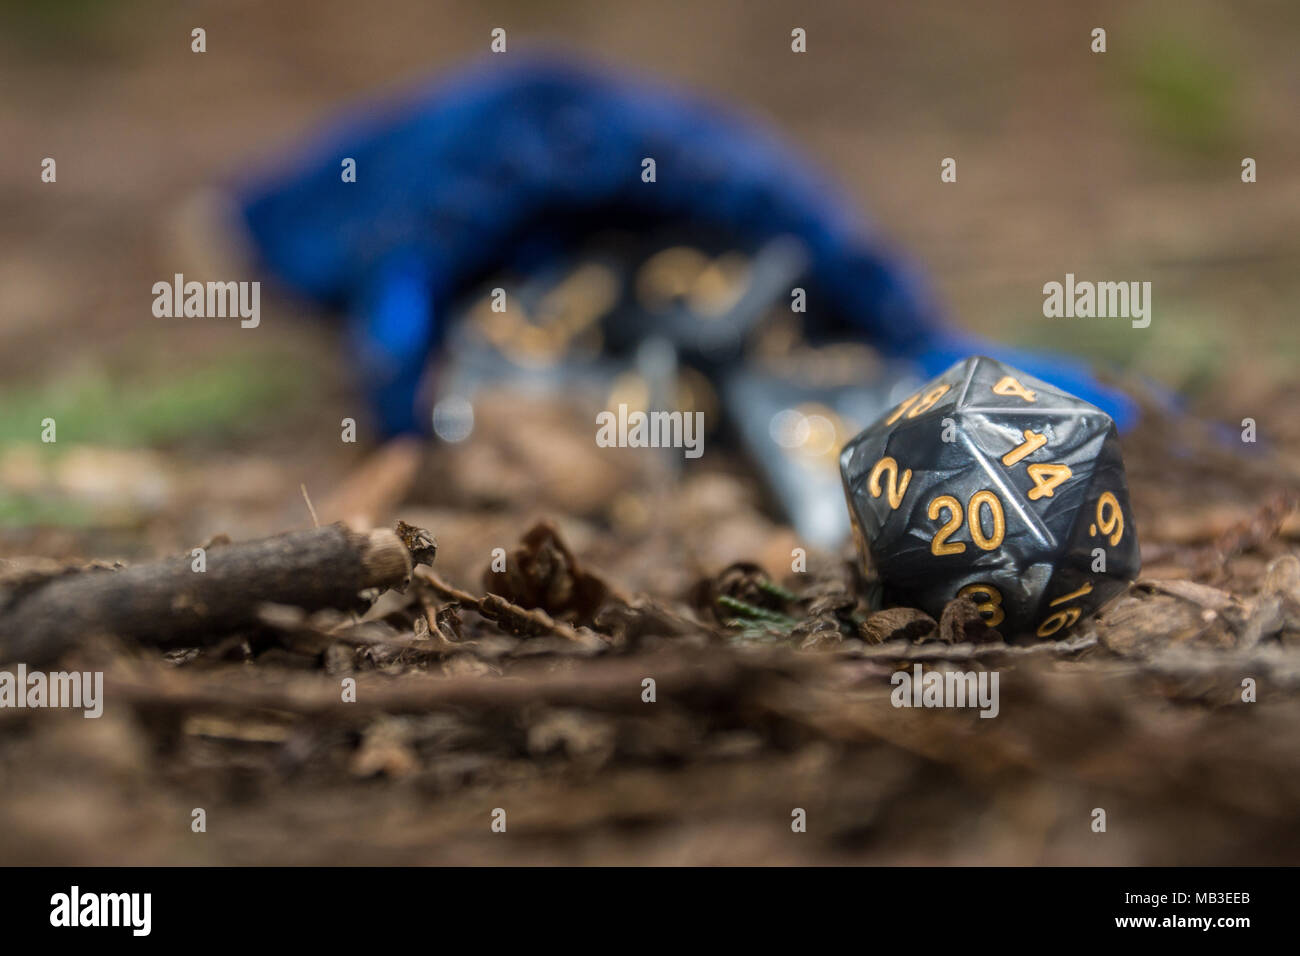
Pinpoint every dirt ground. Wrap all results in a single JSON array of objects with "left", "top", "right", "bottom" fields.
[{"left": 1, "top": 0, "right": 1298, "bottom": 864}]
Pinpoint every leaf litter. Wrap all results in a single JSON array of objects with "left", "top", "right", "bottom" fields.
[{"left": 0, "top": 391, "right": 1298, "bottom": 865}]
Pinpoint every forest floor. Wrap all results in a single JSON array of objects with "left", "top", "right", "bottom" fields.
[
  {"left": 2, "top": 382, "right": 1298, "bottom": 865},
  {"left": 1, "top": 0, "right": 1298, "bottom": 864}
]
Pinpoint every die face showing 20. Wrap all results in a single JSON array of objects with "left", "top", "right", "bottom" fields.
[{"left": 840, "top": 356, "right": 1141, "bottom": 640}]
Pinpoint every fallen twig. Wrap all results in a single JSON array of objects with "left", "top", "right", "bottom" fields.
[{"left": 0, "top": 524, "right": 412, "bottom": 665}]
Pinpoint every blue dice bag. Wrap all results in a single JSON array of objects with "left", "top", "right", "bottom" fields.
[{"left": 238, "top": 57, "right": 1139, "bottom": 436}]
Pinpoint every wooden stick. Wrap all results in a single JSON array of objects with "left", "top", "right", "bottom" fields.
[{"left": 0, "top": 524, "right": 412, "bottom": 665}]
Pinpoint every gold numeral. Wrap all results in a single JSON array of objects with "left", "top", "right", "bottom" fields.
[
  {"left": 928, "top": 489, "right": 1006, "bottom": 556},
  {"left": 1037, "top": 582, "right": 1095, "bottom": 636},
  {"left": 884, "top": 393, "right": 918, "bottom": 426},
  {"left": 992, "top": 375, "right": 1036, "bottom": 403},
  {"left": 1026, "top": 463, "right": 1072, "bottom": 500},
  {"left": 1049, "top": 582, "right": 1093, "bottom": 606},
  {"left": 957, "top": 582, "right": 1005, "bottom": 627},
  {"left": 928, "top": 495, "right": 966, "bottom": 555},
  {"left": 1090, "top": 491, "right": 1124, "bottom": 546},
  {"left": 867, "top": 456, "right": 912, "bottom": 509},
  {"left": 968, "top": 490, "right": 1006, "bottom": 550},
  {"left": 1036, "top": 606, "right": 1081, "bottom": 637},
  {"left": 885, "top": 384, "right": 951, "bottom": 425},
  {"left": 1001, "top": 429, "right": 1047, "bottom": 466}
]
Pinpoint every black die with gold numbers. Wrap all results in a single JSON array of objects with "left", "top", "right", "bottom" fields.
[{"left": 840, "top": 355, "right": 1140, "bottom": 640}]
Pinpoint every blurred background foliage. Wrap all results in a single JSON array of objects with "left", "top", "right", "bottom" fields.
[{"left": 0, "top": 0, "right": 1296, "bottom": 529}]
